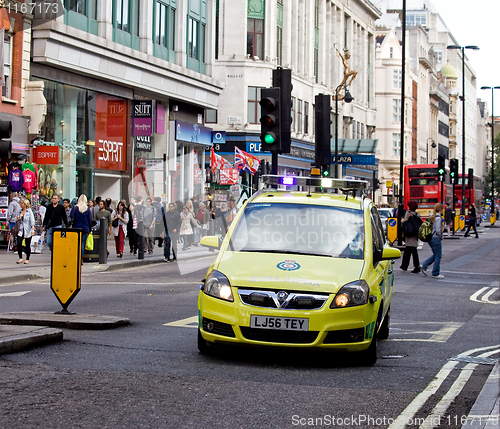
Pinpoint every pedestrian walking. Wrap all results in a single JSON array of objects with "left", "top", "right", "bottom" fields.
[
  {"left": 42, "top": 194, "right": 68, "bottom": 251},
  {"left": 153, "top": 197, "right": 164, "bottom": 247},
  {"left": 143, "top": 198, "right": 155, "bottom": 254},
  {"left": 444, "top": 202, "right": 453, "bottom": 235},
  {"left": 180, "top": 205, "right": 194, "bottom": 250},
  {"left": 196, "top": 202, "right": 210, "bottom": 242},
  {"left": 463, "top": 203, "right": 479, "bottom": 238},
  {"left": 162, "top": 202, "right": 182, "bottom": 262},
  {"left": 70, "top": 194, "right": 93, "bottom": 262},
  {"left": 127, "top": 203, "right": 138, "bottom": 255},
  {"left": 420, "top": 203, "right": 444, "bottom": 279},
  {"left": 7, "top": 192, "right": 21, "bottom": 250},
  {"left": 400, "top": 200, "right": 422, "bottom": 273},
  {"left": 15, "top": 198, "right": 35, "bottom": 264},
  {"left": 111, "top": 201, "right": 129, "bottom": 257}
]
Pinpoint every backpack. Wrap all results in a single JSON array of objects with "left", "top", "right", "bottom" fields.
[
  {"left": 418, "top": 219, "right": 434, "bottom": 242},
  {"left": 402, "top": 214, "right": 422, "bottom": 237}
]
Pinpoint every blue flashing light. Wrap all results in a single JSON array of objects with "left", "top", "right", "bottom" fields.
[{"left": 282, "top": 177, "right": 295, "bottom": 185}]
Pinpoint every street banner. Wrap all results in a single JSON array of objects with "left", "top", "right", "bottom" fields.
[
  {"left": 235, "top": 147, "right": 260, "bottom": 175},
  {"left": 219, "top": 169, "right": 239, "bottom": 185}
]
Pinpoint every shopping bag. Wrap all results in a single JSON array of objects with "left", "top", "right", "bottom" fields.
[{"left": 85, "top": 232, "right": 94, "bottom": 251}]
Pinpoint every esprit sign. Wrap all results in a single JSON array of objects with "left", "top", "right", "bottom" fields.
[
  {"left": 34, "top": 146, "right": 59, "bottom": 164},
  {"left": 95, "top": 94, "right": 127, "bottom": 171}
]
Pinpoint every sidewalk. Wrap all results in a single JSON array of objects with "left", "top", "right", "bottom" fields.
[{"left": 0, "top": 238, "right": 212, "bottom": 284}]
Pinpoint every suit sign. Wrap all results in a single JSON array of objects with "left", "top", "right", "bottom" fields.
[
  {"left": 34, "top": 146, "right": 59, "bottom": 164},
  {"left": 132, "top": 100, "right": 153, "bottom": 137}
]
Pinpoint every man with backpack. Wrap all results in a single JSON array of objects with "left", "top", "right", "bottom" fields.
[
  {"left": 400, "top": 200, "right": 422, "bottom": 273},
  {"left": 420, "top": 203, "right": 444, "bottom": 279}
]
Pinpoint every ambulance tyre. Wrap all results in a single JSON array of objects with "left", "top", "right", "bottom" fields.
[
  {"left": 378, "top": 305, "right": 390, "bottom": 340},
  {"left": 198, "top": 329, "right": 212, "bottom": 355}
]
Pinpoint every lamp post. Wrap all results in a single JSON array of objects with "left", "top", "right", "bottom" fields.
[
  {"left": 426, "top": 138, "right": 436, "bottom": 164},
  {"left": 334, "top": 84, "right": 353, "bottom": 178},
  {"left": 446, "top": 44, "right": 479, "bottom": 215},
  {"left": 480, "top": 86, "right": 499, "bottom": 208}
]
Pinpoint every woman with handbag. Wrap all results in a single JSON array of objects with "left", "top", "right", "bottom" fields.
[
  {"left": 179, "top": 205, "right": 194, "bottom": 250},
  {"left": 111, "top": 201, "right": 129, "bottom": 258},
  {"left": 70, "top": 194, "right": 93, "bottom": 263},
  {"left": 16, "top": 198, "right": 35, "bottom": 264}
]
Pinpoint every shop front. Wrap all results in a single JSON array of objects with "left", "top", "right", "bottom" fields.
[{"left": 36, "top": 80, "right": 130, "bottom": 204}]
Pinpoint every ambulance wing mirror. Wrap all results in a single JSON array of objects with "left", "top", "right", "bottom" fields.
[{"left": 200, "top": 236, "right": 221, "bottom": 250}]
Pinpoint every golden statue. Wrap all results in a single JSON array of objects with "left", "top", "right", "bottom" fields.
[{"left": 334, "top": 45, "right": 357, "bottom": 100}]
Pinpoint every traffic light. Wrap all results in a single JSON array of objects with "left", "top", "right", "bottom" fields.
[
  {"left": 273, "top": 68, "right": 292, "bottom": 154},
  {"left": 437, "top": 154, "right": 446, "bottom": 180},
  {"left": 259, "top": 87, "right": 281, "bottom": 152},
  {"left": 450, "top": 158, "right": 458, "bottom": 183},
  {"left": 314, "top": 94, "right": 332, "bottom": 176},
  {"left": 468, "top": 168, "right": 474, "bottom": 188},
  {"left": 0, "top": 120, "right": 12, "bottom": 158}
]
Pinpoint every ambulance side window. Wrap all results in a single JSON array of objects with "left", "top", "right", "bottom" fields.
[{"left": 370, "top": 207, "right": 385, "bottom": 265}]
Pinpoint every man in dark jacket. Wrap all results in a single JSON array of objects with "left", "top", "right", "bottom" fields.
[
  {"left": 163, "top": 202, "right": 182, "bottom": 262},
  {"left": 42, "top": 194, "right": 68, "bottom": 251},
  {"left": 464, "top": 203, "right": 479, "bottom": 238}
]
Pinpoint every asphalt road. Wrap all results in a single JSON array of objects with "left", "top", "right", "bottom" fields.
[{"left": 0, "top": 228, "right": 499, "bottom": 429}]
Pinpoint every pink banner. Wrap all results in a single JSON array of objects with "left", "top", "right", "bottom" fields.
[{"left": 156, "top": 104, "right": 166, "bottom": 134}]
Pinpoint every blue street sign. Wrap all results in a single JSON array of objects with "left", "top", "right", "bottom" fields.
[{"left": 331, "top": 154, "right": 376, "bottom": 165}]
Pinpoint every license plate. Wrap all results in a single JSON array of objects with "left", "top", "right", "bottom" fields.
[{"left": 250, "top": 315, "right": 309, "bottom": 331}]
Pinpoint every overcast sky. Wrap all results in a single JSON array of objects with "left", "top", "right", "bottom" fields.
[{"left": 432, "top": 0, "right": 500, "bottom": 116}]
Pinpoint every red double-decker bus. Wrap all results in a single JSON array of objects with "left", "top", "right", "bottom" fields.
[{"left": 404, "top": 164, "right": 451, "bottom": 219}]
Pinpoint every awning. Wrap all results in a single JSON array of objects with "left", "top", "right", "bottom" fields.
[{"left": 332, "top": 139, "right": 378, "bottom": 154}]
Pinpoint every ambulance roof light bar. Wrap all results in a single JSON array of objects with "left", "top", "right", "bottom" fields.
[{"left": 261, "top": 175, "right": 368, "bottom": 191}]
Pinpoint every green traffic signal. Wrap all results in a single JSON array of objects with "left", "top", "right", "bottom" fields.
[
  {"left": 322, "top": 169, "right": 329, "bottom": 177},
  {"left": 264, "top": 133, "right": 276, "bottom": 144},
  {"left": 438, "top": 168, "right": 445, "bottom": 175}
]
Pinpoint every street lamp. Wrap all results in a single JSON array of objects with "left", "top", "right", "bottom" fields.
[
  {"left": 447, "top": 44, "right": 479, "bottom": 215},
  {"left": 480, "top": 86, "right": 500, "bottom": 208},
  {"left": 426, "top": 138, "right": 436, "bottom": 164},
  {"left": 334, "top": 84, "right": 353, "bottom": 178}
]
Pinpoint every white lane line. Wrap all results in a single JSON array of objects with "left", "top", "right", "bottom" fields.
[
  {"left": 483, "top": 288, "right": 500, "bottom": 304},
  {"left": 163, "top": 316, "right": 198, "bottom": 328},
  {"left": 418, "top": 348, "right": 500, "bottom": 429},
  {"left": 441, "top": 270, "right": 500, "bottom": 276},
  {"left": 388, "top": 344, "right": 500, "bottom": 429},
  {"left": 470, "top": 287, "right": 490, "bottom": 303},
  {"left": 0, "top": 291, "right": 31, "bottom": 297}
]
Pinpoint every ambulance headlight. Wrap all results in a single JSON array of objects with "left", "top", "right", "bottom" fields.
[
  {"left": 203, "top": 270, "right": 234, "bottom": 302},
  {"left": 330, "top": 280, "right": 369, "bottom": 308}
]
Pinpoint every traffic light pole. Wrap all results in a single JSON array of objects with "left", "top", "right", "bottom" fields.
[{"left": 271, "top": 152, "right": 278, "bottom": 175}]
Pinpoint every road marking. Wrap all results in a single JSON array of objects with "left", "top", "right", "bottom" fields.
[
  {"left": 441, "top": 270, "right": 500, "bottom": 276},
  {"left": 0, "top": 291, "right": 31, "bottom": 297},
  {"left": 470, "top": 282, "right": 500, "bottom": 305},
  {"left": 418, "top": 348, "right": 500, "bottom": 429},
  {"left": 389, "top": 322, "right": 463, "bottom": 343},
  {"left": 388, "top": 344, "right": 500, "bottom": 429},
  {"left": 163, "top": 316, "right": 198, "bottom": 328}
]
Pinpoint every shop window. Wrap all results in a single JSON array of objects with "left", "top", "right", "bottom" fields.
[
  {"left": 290, "top": 97, "right": 295, "bottom": 132},
  {"left": 247, "top": 18, "right": 263, "bottom": 59},
  {"left": 297, "top": 99, "right": 302, "bottom": 134},
  {"left": 248, "top": 86, "right": 262, "bottom": 124}
]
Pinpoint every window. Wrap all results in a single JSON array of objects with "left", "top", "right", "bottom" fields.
[
  {"left": 2, "top": 33, "right": 12, "bottom": 99},
  {"left": 297, "top": 99, "right": 302, "bottom": 133},
  {"left": 390, "top": 47, "right": 393, "bottom": 59},
  {"left": 393, "top": 99, "right": 401, "bottom": 122},
  {"left": 304, "top": 102, "right": 309, "bottom": 134},
  {"left": 393, "top": 70, "right": 402, "bottom": 89},
  {"left": 67, "top": 0, "right": 97, "bottom": 19},
  {"left": 248, "top": 86, "right": 262, "bottom": 124},
  {"left": 314, "top": 0, "right": 319, "bottom": 83},
  {"left": 154, "top": 1, "right": 175, "bottom": 50},
  {"left": 247, "top": 18, "right": 263, "bottom": 59},
  {"left": 291, "top": 97, "right": 296, "bottom": 132},
  {"left": 435, "top": 49, "right": 442, "bottom": 64},
  {"left": 392, "top": 133, "right": 401, "bottom": 156},
  {"left": 277, "top": 0, "right": 283, "bottom": 66},
  {"left": 205, "top": 109, "right": 217, "bottom": 124},
  {"left": 114, "top": 0, "right": 140, "bottom": 48},
  {"left": 188, "top": 17, "right": 199, "bottom": 59}
]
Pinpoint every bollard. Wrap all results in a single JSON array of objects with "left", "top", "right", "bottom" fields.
[{"left": 99, "top": 218, "right": 108, "bottom": 264}]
